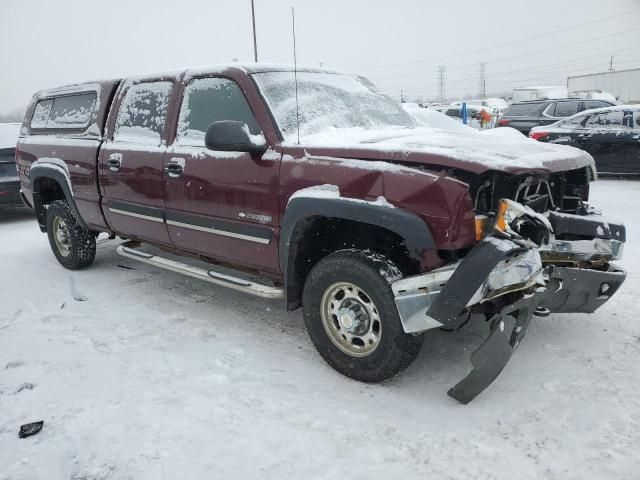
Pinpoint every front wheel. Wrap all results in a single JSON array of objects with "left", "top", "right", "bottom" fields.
[
  {"left": 46, "top": 200, "right": 96, "bottom": 270},
  {"left": 302, "top": 249, "right": 424, "bottom": 382}
]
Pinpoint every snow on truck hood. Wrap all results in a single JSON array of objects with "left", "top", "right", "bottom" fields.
[{"left": 290, "top": 111, "right": 594, "bottom": 175}]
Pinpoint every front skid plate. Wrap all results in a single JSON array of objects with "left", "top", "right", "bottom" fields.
[{"left": 447, "top": 294, "right": 539, "bottom": 404}]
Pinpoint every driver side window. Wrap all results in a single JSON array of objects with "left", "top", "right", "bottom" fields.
[{"left": 176, "top": 77, "right": 261, "bottom": 147}]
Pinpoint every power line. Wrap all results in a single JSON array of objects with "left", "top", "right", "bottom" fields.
[
  {"left": 375, "top": 58, "right": 623, "bottom": 92},
  {"left": 367, "top": 44, "right": 640, "bottom": 85},
  {"left": 378, "top": 60, "right": 628, "bottom": 98},
  {"left": 373, "top": 39, "right": 640, "bottom": 92},
  {"left": 351, "top": 8, "right": 640, "bottom": 72},
  {"left": 374, "top": 44, "right": 640, "bottom": 98}
]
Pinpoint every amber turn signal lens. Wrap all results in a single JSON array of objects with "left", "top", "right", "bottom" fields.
[
  {"left": 475, "top": 214, "right": 489, "bottom": 241},
  {"left": 494, "top": 199, "right": 509, "bottom": 233}
]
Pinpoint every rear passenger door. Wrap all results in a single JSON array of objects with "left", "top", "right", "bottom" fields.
[
  {"left": 162, "top": 75, "right": 280, "bottom": 273},
  {"left": 545, "top": 113, "right": 589, "bottom": 148},
  {"left": 581, "top": 110, "right": 636, "bottom": 174},
  {"left": 99, "top": 76, "right": 178, "bottom": 245}
]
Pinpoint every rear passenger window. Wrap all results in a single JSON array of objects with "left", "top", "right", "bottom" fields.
[
  {"left": 176, "top": 77, "right": 260, "bottom": 146},
  {"left": 114, "top": 81, "right": 172, "bottom": 145},
  {"left": 48, "top": 94, "right": 96, "bottom": 129},
  {"left": 30, "top": 93, "right": 96, "bottom": 130},
  {"left": 554, "top": 102, "right": 579, "bottom": 117},
  {"left": 543, "top": 103, "right": 556, "bottom": 116},
  {"left": 585, "top": 111, "right": 628, "bottom": 129}
]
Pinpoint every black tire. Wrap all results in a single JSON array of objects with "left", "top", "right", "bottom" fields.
[
  {"left": 302, "top": 249, "right": 424, "bottom": 382},
  {"left": 46, "top": 200, "right": 96, "bottom": 270}
]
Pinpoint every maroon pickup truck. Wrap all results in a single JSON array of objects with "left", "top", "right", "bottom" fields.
[{"left": 16, "top": 65, "right": 626, "bottom": 403}]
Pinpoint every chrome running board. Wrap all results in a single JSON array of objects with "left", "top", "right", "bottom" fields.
[{"left": 116, "top": 242, "right": 284, "bottom": 299}]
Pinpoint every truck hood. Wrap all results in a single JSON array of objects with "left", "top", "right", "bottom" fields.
[{"left": 289, "top": 126, "right": 595, "bottom": 175}]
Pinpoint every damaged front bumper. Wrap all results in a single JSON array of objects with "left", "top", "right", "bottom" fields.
[{"left": 392, "top": 207, "right": 627, "bottom": 404}]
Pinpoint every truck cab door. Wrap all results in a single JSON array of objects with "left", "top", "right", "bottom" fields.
[
  {"left": 162, "top": 75, "right": 280, "bottom": 273},
  {"left": 99, "top": 77, "right": 179, "bottom": 245}
]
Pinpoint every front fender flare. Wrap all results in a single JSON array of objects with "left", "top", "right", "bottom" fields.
[{"left": 280, "top": 195, "right": 436, "bottom": 309}]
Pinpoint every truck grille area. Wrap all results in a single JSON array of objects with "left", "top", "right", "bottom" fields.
[
  {"left": 468, "top": 166, "right": 592, "bottom": 215},
  {"left": 513, "top": 177, "right": 553, "bottom": 212}
]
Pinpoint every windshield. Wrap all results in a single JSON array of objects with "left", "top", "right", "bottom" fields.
[{"left": 252, "top": 71, "right": 416, "bottom": 140}]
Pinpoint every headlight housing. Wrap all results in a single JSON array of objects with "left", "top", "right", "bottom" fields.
[{"left": 478, "top": 199, "right": 553, "bottom": 245}]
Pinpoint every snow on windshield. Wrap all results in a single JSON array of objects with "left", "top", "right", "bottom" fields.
[{"left": 253, "top": 72, "right": 415, "bottom": 140}]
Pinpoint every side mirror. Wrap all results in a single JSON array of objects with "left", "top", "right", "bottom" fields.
[{"left": 205, "top": 121, "right": 267, "bottom": 154}]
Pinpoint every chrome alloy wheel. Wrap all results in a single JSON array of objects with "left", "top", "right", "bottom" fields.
[
  {"left": 320, "top": 282, "right": 382, "bottom": 357},
  {"left": 53, "top": 216, "right": 71, "bottom": 257}
]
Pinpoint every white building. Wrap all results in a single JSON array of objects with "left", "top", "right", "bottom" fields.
[
  {"left": 567, "top": 68, "right": 640, "bottom": 104},
  {"left": 512, "top": 86, "right": 568, "bottom": 102}
]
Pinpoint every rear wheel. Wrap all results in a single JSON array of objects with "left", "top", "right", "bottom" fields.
[
  {"left": 303, "top": 249, "right": 424, "bottom": 382},
  {"left": 46, "top": 200, "right": 96, "bottom": 270}
]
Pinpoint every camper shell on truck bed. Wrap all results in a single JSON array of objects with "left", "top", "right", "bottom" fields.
[
  {"left": 19, "top": 79, "right": 120, "bottom": 229},
  {"left": 15, "top": 64, "right": 627, "bottom": 404}
]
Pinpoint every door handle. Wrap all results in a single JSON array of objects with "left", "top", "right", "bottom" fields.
[
  {"left": 165, "top": 162, "right": 183, "bottom": 178},
  {"left": 107, "top": 153, "right": 122, "bottom": 172}
]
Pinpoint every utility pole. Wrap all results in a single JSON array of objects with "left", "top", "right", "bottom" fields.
[
  {"left": 609, "top": 55, "right": 614, "bottom": 72},
  {"left": 400, "top": 88, "right": 404, "bottom": 103},
  {"left": 437, "top": 66, "right": 446, "bottom": 104},
  {"left": 479, "top": 62, "right": 487, "bottom": 99},
  {"left": 251, "top": 0, "right": 258, "bottom": 62}
]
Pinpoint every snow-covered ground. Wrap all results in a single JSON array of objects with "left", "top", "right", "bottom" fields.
[{"left": 1, "top": 180, "right": 639, "bottom": 480}]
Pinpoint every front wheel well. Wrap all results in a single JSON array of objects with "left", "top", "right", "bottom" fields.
[{"left": 285, "top": 216, "right": 420, "bottom": 310}]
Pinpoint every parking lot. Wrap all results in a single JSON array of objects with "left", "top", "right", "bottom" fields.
[{"left": 1, "top": 178, "right": 639, "bottom": 480}]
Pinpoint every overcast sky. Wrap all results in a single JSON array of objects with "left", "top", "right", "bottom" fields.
[{"left": 1, "top": 0, "right": 639, "bottom": 112}]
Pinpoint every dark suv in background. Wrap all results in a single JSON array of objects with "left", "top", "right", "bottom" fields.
[
  {"left": 0, "top": 123, "right": 22, "bottom": 207},
  {"left": 498, "top": 98, "right": 616, "bottom": 135}
]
